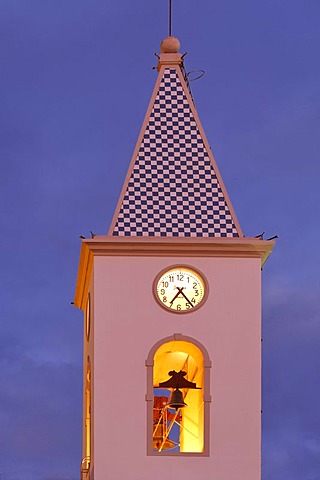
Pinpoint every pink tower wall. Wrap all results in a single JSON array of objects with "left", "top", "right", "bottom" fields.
[{"left": 93, "top": 255, "right": 261, "bottom": 480}]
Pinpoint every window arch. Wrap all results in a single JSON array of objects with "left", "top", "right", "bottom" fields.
[{"left": 146, "top": 334, "right": 211, "bottom": 456}]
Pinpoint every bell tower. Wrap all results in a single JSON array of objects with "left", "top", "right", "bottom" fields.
[{"left": 74, "top": 34, "right": 274, "bottom": 480}]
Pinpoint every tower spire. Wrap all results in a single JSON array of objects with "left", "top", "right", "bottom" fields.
[
  {"left": 109, "top": 36, "right": 243, "bottom": 238},
  {"left": 169, "top": 0, "right": 172, "bottom": 36}
]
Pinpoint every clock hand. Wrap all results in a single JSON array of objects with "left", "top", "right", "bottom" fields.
[
  {"left": 178, "top": 288, "right": 194, "bottom": 308},
  {"left": 169, "top": 287, "right": 184, "bottom": 306},
  {"left": 172, "top": 287, "right": 194, "bottom": 308}
]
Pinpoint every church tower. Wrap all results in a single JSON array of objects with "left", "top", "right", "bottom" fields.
[{"left": 74, "top": 34, "right": 274, "bottom": 480}]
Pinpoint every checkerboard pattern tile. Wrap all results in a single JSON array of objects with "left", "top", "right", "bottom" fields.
[{"left": 112, "top": 68, "right": 239, "bottom": 237}]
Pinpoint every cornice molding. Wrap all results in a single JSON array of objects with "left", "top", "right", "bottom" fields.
[{"left": 73, "top": 236, "right": 274, "bottom": 309}]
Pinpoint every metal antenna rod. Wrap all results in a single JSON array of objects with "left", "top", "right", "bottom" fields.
[{"left": 169, "top": 0, "right": 172, "bottom": 36}]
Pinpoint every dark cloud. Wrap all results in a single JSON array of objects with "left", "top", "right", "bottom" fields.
[
  {"left": 0, "top": 346, "right": 81, "bottom": 480},
  {"left": 262, "top": 287, "right": 320, "bottom": 479}
]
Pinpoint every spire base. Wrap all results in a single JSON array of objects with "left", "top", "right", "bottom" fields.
[{"left": 157, "top": 52, "right": 182, "bottom": 71}]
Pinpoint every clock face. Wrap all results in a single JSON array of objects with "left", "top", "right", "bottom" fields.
[{"left": 154, "top": 266, "right": 207, "bottom": 313}]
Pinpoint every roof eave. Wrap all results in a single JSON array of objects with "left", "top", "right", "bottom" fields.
[{"left": 73, "top": 236, "right": 275, "bottom": 309}]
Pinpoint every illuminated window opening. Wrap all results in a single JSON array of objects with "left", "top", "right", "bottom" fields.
[{"left": 146, "top": 334, "right": 211, "bottom": 456}]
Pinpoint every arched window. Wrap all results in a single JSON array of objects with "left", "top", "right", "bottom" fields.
[{"left": 146, "top": 334, "right": 211, "bottom": 456}]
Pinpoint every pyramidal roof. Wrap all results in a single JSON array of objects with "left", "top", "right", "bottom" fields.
[{"left": 109, "top": 37, "right": 243, "bottom": 238}]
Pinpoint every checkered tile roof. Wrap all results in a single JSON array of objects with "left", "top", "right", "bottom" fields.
[{"left": 111, "top": 68, "right": 240, "bottom": 237}]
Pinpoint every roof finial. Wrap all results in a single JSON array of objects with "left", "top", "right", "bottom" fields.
[{"left": 160, "top": 0, "right": 180, "bottom": 54}]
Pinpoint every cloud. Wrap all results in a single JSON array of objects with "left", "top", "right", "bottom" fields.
[
  {"left": 262, "top": 281, "right": 320, "bottom": 479},
  {"left": 0, "top": 346, "right": 82, "bottom": 480}
]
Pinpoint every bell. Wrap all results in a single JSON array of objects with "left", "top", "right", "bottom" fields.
[{"left": 168, "top": 388, "right": 187, "bottom": 410}]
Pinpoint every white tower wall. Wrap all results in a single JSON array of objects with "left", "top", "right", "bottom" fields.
[{"left": 91, "top": 253, "right": 261, "bottom": 480}]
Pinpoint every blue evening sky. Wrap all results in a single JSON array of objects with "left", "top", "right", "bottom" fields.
[{"left": 0, "top": 1, "right": 319, "bottom": 479}]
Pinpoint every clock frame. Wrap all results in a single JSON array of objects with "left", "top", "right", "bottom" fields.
[{"left": 153, "top": 265, "right": 208, "bottom": 314}]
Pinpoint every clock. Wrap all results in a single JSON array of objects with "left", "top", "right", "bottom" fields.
[
  {"left": 154, "top": 266, "right": 207, "bottom": 313},
  {"left": 85, "top": 293, "right": 91, "bottom": 341}
]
